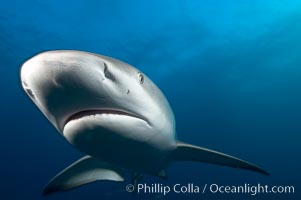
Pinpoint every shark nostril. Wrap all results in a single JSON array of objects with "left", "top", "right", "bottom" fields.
[
  {"left": 22, "top": 81, "right": 28, "bottom": 87},
  {"left": 26, "top": 88, "right": 35, "bottom": 98},
  {"left": 103, "top": 63, "right": 115, "bottom": 81}
]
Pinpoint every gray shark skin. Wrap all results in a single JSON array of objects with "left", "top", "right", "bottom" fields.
[{"left": 20, "top": 50, "right": 268, "bottom": 195}]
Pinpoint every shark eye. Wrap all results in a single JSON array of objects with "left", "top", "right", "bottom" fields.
[
  {"left": 26, "top": 88, "right": 35, "bottom": 98},
  {"left": 137, "top": 73, "right": 144, "bottom": 84}
]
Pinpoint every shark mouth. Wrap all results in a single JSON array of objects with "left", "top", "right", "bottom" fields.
[{"left": 64, "top": 109, "right": 148, "bottom": 128}]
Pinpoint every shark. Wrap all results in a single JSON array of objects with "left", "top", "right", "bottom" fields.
[{"left": 20, "top": 50, "right": 268, "bottom": 195}]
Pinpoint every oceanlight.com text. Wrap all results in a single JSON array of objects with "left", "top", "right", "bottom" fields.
[{"left": 125, "top": 183, "right": 295, "bottom": 196}]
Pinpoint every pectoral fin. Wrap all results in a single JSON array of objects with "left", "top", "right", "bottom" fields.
[
  {"left": 171, "top": 141, "right": 269, "bottom": 175},
  {"left": 43, "top": 156, "right": 124, "bottom": 195}
]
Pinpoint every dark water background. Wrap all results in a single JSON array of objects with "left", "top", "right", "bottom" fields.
[{"left": 1, "top": 0, "right": 300, "bottom": 199}]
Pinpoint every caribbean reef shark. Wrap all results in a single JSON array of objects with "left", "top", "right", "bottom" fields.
[{"left": 20, "top": 50, "right": 268, "bottom": 195}]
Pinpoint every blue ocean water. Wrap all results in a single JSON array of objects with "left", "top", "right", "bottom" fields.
[{"left": 1, "top": 0, "right": 300, "bottom": 199}]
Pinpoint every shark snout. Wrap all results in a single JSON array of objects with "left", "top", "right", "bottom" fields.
[{"left": 20, "top": 51, "right": 112, "bottom": 132}]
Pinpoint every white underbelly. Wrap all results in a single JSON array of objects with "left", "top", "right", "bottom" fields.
[{"left": 63, "top": 114, "right": 176, "bottom": 173}]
